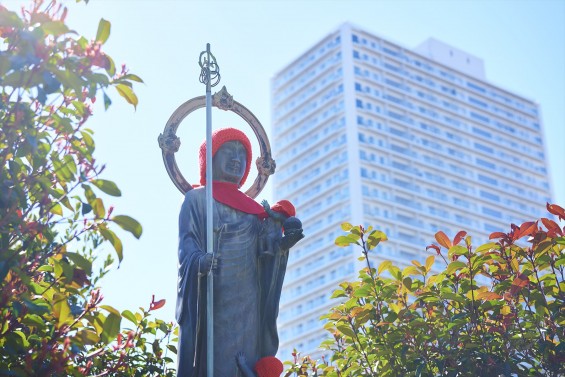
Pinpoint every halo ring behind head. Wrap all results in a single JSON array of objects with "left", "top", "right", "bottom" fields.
[{"left": 158, "top": 86, "right": 275, "bottom": 199}]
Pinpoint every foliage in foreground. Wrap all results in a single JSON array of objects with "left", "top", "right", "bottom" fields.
[
  {"left": 285, "top": 204, "right": 565, "bottom": 377},
  {"left": 0, "top": 1, "right": 176, "bottom": 375}
]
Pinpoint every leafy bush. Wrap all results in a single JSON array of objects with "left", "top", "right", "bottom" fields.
[
  {"left": 0, "top": 1, "right": 176, "bottom": 375},
  {"left": 285, "top": 204, "right": 565, "bottom": 377}
]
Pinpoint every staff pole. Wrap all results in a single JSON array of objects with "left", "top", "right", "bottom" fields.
[{"left": 199, "top": 43, "right": 220, "bottom": 377}]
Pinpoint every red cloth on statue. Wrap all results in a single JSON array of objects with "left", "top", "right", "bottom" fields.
[
  {"left": 255, "top": 356, "right": 284, "bottom": 377},
  {"left": 212, "top": 181, "right": 267, "bottom": 219},
  {"left": 271, "top": 200, "right": 296, "bottom": 218}
]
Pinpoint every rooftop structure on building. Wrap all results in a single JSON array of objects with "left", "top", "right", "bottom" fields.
[{"left": 271, "top": 22, "right": 552, "bottom": 359}]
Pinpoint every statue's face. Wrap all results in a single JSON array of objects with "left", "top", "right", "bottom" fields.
[{"left": 212, "top": 141, "right": 247, "bottom": 185}]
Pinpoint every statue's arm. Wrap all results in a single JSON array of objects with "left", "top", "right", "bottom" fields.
[
  {"left": 176, "top": 190, "right": 207, "bottom": 322},
  {"left": 179, "top": 191, "right": 207, "bottom": 266}
]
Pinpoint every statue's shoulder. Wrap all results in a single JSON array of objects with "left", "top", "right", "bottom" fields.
[{"left": 184, "top": 187, "right": 206, "bottom": 203}]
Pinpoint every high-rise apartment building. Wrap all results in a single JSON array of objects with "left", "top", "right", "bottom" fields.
[{"left": 271, "top": 23, "right": 552, "bottom": 359}]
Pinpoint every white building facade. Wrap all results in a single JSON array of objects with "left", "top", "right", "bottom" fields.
[{"left": 271, "top": 23, "right": 552, "bottom": 359}]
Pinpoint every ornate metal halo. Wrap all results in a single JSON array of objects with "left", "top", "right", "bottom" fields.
[{"left": 158, "top": 86, "right": 276, "bottom": 198}]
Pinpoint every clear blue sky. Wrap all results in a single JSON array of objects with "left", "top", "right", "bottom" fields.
[{"left": 6, "top": 0, "right": 564, "bottom": 325}]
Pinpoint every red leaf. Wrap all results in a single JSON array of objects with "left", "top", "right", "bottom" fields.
[
  {"left": 426, "top": 244, "right": 441, "bottom": 255},
  {"left": 489, "top": 232, "right": 506, "bottom": 240},
  {"left": 435, "top": 231, "right": 452, "bottom": 249},
  {"left": 547, "top": 203, "right": 565, "bottom": 221},
  {"left": 517, "top": 221, "right": 537, "bottom": 239},
  {"left": 150, "top": 299, "right": 166, "bottom": 311},
  {"left": 453, "top": 231, "right": 467, "bottom": 246},
  {"left": 149, "top": 295, "right": 166, "bottom": 311},
  {"left": 509, "top": 274, "right": 529, "bottom": 296},
  {"left": 541, "top": 218, "right": 563, "bottom": 236}
]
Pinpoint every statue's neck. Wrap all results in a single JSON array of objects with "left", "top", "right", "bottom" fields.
[{"left": 210, "top": 180, "right": 239, "bottom": 190}]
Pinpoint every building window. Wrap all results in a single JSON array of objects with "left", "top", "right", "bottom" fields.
[
  {"left": 467, "top": 81, "right": 486, "bottom": 93},
  {"left": 470, "top": 111, "right": 490, "bottom": 124},
  {"left": 478, "top": 174, "right": 498, "bottom": 185},
  {"left": 482, "top": 207, "right": 502, "bottom": 218},
  {"left": 474, "top": 142, "right": 494, "bottom": 154},
  {"left": 472, "top": 127, "right": 492, "bottom": 138},
  {"left": 476, "top": 158, "right": 495, "bottom": 169},
  {"left": 480, "top": 190, "right": 500, "bottom": 202}
]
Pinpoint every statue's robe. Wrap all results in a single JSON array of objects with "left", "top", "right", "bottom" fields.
[{"left": 176, "top": 186, "right": 288, "bottom": 377}]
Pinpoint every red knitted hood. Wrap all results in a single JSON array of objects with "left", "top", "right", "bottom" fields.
[{"left": 199, "top": 127, "right": 252, "bottom": 187}]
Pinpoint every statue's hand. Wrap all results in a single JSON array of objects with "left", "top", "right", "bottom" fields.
[
  {"left": 235, "top": 351, "right": 246, "bottom": 367},
  {"left": 198, "top": 253, "right": 217, "bottom": 274},
  {"left": 280, "top": 228, "right": 304, "bottom": 250},
  {"left": 261, "top": 199, "right": 270, "bottom": 210}
]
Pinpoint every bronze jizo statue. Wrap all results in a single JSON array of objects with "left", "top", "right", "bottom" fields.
[{"left": 176, "top": 128, "right": 303, "bottom": 377}]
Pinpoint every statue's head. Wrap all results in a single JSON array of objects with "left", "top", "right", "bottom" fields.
[{"left": 199, "top": 127, "right": 252, "bottom": 187}]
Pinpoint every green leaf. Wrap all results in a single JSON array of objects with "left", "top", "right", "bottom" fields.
[
  {"left": 81, "top": 202, "right": 92, "bottom": 215},
  {"left": 50, "top": 202, "right": 63, "bottom": 216},
  {"left": 112, "top": 215, "right": 143, "bottom": 239},
  {"left": 91, "top": 179, "right": 121, "bottom": 196},
  {"left": 21, "top": 314, "right": 45, "bottom": 328},
  {"left": 389, "top": 266, "right": 402, "bottom": 280},
  {"left": 121, "top": 73, "right": 144, "bottom": 83},
  {"left": 52, "top": 294, "right": 71, "bottom": 327},
  {"left": 341, "top": 222, "right": 353, "bottom": 231},
  {"left": 65, "top": 252, "right": 92, "bottom": 275},
  {"left": 403, "top": 266, "right": 420, "bottom": 276},
  {"left": 425, "top": 255, "right": 435, "bottom": 272},
  {"left": 378, "top": 260, "right": 392, "bottom": 275},
  {"left": 99, "top": 227, "right": 123, "bottom": 262},
  {"left": 367, "top": 230, "right": 386, "bottom": 249},
  {"left": 92, "top": 197, "right": 106, "bottom": 218},
  {"left": 446, "top": 261, "right": 466, "bottom": 274},
  {"left": 53, "top": 69, "right": 84, "bottom": 96},
  {"left": 475, "top": 242, "right": 499, "bottom": 253},
  {"left": 81, "top": 130, "right": 95, "bottom": 151},
  {"left": 101, "top": 312, "right": 121, "bottom": 343},
  {"left": 103, "top": 91, "right": 112, "bottom": 110},
  {"left": 335, "top": 235, "right": 358, "bottom": 247},
  {"left": 77, "top": 329, "right": 100, "bottom": 345},
  {"left": 336, "top": 323, "right": 356, "bottom": 338},
  {"left": 100, "top": 305, "right": 121, "bottom": 317},
  {"left": 105, "top": 54, "right": 116, "bottom": 76},
  {"left": 95, "top": 18, "right": 111, "bottom": 44},
  {"left": 353, "top": 284, "right": 372, "bottom": 298},
  {"left": 37, "top": 265, "right": 54, "bottom": 273},
  {"left": 121, "top": 309, "right": 138, "bottom": 325},
  {"left": 115, "top": 83, "right": 138, "bottom": 109},
  {"left": 448, "top": 245, "right": 468, "bottom": 258},
  {"left": 442, "top": 292, "right": 467, "bottom": 303},
  {"left": 41, "top": 21, "right": 70, "bottom": 36}
]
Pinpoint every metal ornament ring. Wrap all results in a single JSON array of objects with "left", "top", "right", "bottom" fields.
[{"left": 158, "top": 86, "right": 276, "bottom": 198}]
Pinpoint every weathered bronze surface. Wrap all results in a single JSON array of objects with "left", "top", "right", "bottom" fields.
[{"left": 175, "top": 140, "right": 303, "bottom": 376}]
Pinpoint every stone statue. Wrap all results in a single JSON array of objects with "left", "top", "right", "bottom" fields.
[{"left": 176, "top": 128, "right": 303, "bottom": 377}]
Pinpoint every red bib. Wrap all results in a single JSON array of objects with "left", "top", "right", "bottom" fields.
[{"left": 212, "top": 181, "right": 267, "bottom": 219}]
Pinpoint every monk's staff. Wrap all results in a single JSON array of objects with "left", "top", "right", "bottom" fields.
[{"left": 199, "top": 43, "right": 220, "bottom": 377}]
